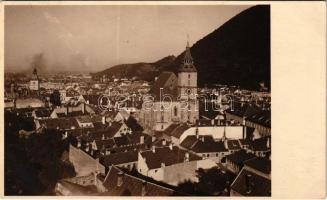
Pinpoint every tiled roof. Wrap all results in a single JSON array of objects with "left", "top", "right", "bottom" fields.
[
  {"left": 250, "top": 136, "right": 271, "bottom": 152},
  {"left": 231, "top": 168, "right": 271, "bottom": 196},
  {"left": 39, "top": 117, "right": 79, "bottom": 130},
  {"left": 169, "top": 123, "right": 190, "bottom": 139},
  {"left": 34, "top": 108, "right": 51, "bottom": 118},
  {"left": 102, "top": 166, "right": 174, "bottom": 196},
  {"left": 226, "top": 103, "right": 260, "bottom": 118},
  {"left": 95, "top": 139, "right": 115, "bottom": 149},
  {"left": 140, "top": 146, "right": 201, "bottom": 170},
  {"left": 102, "top": 150, "right": 138, "bottom": 166},
  {"left": 226, "top": 150, "right": 255, "bottom": 165},
  {"left": 83, "top": 122, "right": 123, "bottom": 141},
  {"left": 76, "top": 115, "right": 93, "bottom": 123},
  {"left": 246, "top": 110, "right": 271, "bottom": 128},
  {"left": 150, "top": 71, "right": 178, "bottom": 101},
  {"left": 244, "top": 157, "right": 271, "bottom": 175},
  {"left": 181, "top": 135, "right": 228, "bottom": 153}
]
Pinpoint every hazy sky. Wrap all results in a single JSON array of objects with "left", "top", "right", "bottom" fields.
[{"left": 5, "top": 5, "right": 251, "bottom": 73}]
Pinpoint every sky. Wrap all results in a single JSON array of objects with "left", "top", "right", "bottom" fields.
[{"left": 5, "top": 5, "right": 252, "bottom": 73}]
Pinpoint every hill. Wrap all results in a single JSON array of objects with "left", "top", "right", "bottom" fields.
[{"left": 94, "top": 5, "right": 270, "bottom": 90}]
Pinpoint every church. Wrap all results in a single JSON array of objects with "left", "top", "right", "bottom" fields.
[
  {"left": 140, "top": 41, "right": 199, "bottom": 133},
  {"left": 29, "top": 67, "right": 40, "bottom": 91}
]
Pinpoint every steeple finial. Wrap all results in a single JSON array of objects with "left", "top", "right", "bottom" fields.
[{"left": 186, "top": 33, "right": 190, "bottom": 48}]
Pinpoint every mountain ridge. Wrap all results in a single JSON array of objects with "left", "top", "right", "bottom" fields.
[{"left": 94, "top": 5, "right": 270, "bottom": 90}]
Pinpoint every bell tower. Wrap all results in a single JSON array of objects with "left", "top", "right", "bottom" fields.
[
  {"left": 178, "top": 37, "right": 197, "bottom": 99},
  {"left": 177, "top": 37, "right": 198, "bottom": 123}
]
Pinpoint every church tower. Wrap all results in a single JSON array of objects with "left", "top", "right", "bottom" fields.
[
  {"left": 177, "top": 38, "right": 198, "bottom": 123},
  {"left": 29, "top": 67, "right": 39, "bottom": 91},
  {"left": 178, "top": 39, "right": 197, "bottom": 99}
]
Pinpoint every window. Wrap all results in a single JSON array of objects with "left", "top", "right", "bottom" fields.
[
  {"left": 188, "top": 74, "right": 191, "bottom": 79},
  {"left": 216, "top": 153, "right": 219, "bottom": 157},
  {"left": 155, "top": 169, "right": 158, "bottom": 173},
  {"left": 161, "top": 125, "right": 164, "bottom": 130},
  {"left": 161, "top": 115, "right": 164, "bottom": 122}
]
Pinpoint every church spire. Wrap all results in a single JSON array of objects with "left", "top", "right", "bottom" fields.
[
  {"left": 179, "top": 36, "right": 196, "bottom": 72},
  {"left": 183, "top": 34, "right": 193, "bottom": 65}
]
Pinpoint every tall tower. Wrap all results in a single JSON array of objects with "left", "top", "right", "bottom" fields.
[
  {"left": 29, "top": 67, "right": 39, "bottom": 91},
  {"left": 178, "top": 39, "right": 197, "bottom": 99},
  {"left": 177, "top": 38, "right": 198, "bottom": 123}
]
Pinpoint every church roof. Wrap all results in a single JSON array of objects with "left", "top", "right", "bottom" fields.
[{"left": 150, "top": 71, "right": 178, "bottom": 101}]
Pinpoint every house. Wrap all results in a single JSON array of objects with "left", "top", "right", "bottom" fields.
[
  {"left": 225, "top": 150, "right": 256, "bottom": 174},
  {"left": 160, "top": 123, "right": 190, "bottom": 145},
  {"left": 76, "top": 116, "right": 94, "bottom": 128},
  {"left": 36, "top": 117, "right": 79, "bottom": 130},
  {"left": 13, "top": 98, "right": 45, "bottom": 109},
  {"left": 225, "top": 103, "right": 260, "bottom": 126},
  {"left": 248, "top": 136, "right": 271, "bottom": 158},
  {"left": 230, "top": 157, "right": 271, "bottom": 196},
  {"left": 32, "top": 108, "right": 51, "bottom": 119},
  {"left": 50, "top": 103, "right": 95, "bottom": 118},
  {"left": 178, "top": 125, "right": 245, "bottom": 145},
  {"left": 137, "top": 145, "right": 216, "bottom": 186},
  {"left": 180, "top": 135, "right": 229, "bottom": 163},
  {"left": 69, "top": 145, "right": 106, "bottom": 176},
  {"left": 101, "top": 166, "right": 175, "bottom": 196},
  {"left": 82, "top": 121, "right": 131, "bottom": 143},
  {"left": 114, "top": 110, "right": 130, "bottom": 122},
  {"left": 101, "top": 150, "right": 139, "bottom": 171},
  {"left": 245, "top": 110, "right": 271, "bottom": 137}
]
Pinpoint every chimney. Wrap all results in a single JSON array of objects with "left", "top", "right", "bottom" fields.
[
  {"left": 169, "top": 143, "right": 173, "bottom": 150},
  {"left": 141, "top": 181, "right": 147, "bottom": 196},
  {"left": 102, "top": 134, "right": 105, "bottom": 140},
  {"left": 211, "top": 119, "right": 214, "bottom": 126},
  {"left": 162, "top": 139, "right": 166, "bottom": 146},
  {"left": 184, "top": 152, "right": 189, "bottom": 162},
  {"left": 77, "top": 140, "right": 81, "bottom": 148},
  {"left": 117, "top": 171, "right": 124, "bottom": 187},
  {"left": 245, "top": 174, "right": 252, "bottom": 194},
  {"left": 152, "top": 146, "right": 156, "bottom": 153},
  {"left": 140, "top": 135, "right": 144, "bottom": 144},
  {"left": 151, "top": 136, "right": 156, "bottom": 142},
  {"left": 201, "top": 136, "right": 205, "bottom": 142},
  {"left": 102, "top": 116, "right": 106, "bottom": 125},
  {"left": 266, "top": 137, "right": 270, "bottom": 148}
]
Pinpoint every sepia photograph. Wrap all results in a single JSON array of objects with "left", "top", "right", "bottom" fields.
[{"left": 4, "top": 4, "right": 271, "bottom": 196}]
